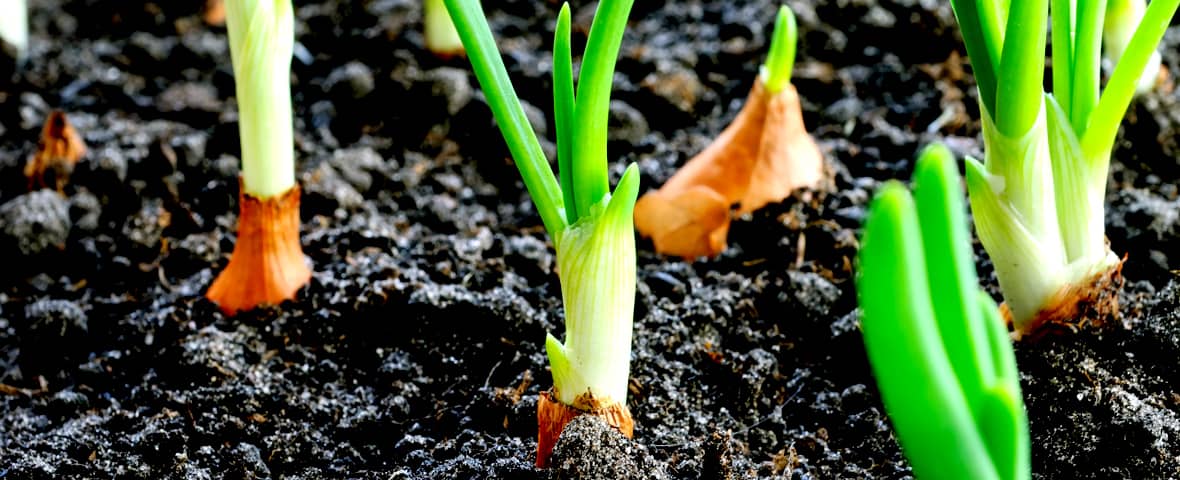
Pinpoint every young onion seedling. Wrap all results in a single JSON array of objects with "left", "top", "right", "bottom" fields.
[
  {"left": 858, "top": 144, "right": 1029, "bottom": 480},
  {"left": 424, "top": 0, "right": 464, "bottom": 58},
  {"left": 207, "top": 0, "right": 311, "bottom": 315},
  {"left": 634, "top": 5, "right": 825, "bottom": 259},
  {"left": 1104, "top": 0, "right": 1165, "bottom": 95},
  {"left": 951, "top": 0, "right": 1178, "bottom": 336},
  {"left": 0, "top": 0, "right": 27, "bottom": 63},
  {"left": 441, "top": 0, "right": 640, "bottom": 467}
]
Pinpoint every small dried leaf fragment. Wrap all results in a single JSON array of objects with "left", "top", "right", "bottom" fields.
[{"left": 24, "top": 110, "right": 87, "bottom": 192}]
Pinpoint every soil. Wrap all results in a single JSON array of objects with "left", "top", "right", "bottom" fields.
[{"left": 1, "top": 0, "right": 1179, "bottom": 478}]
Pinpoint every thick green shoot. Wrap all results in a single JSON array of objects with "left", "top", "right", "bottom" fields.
[
  {"left": 761, "top": 6, "right": 797, "bottom": 94},
  {"left": 225, "top": 0, "right": 297, "bottom": 199},
  {"left": 857, "top": 144, "right": 1029, "bottom": 480},
  {"left": 948, "top": 0, "right": 1179, "bottom": 331},
  {"left": 442, "top": 0, "right": 640, "bottom": 408}
]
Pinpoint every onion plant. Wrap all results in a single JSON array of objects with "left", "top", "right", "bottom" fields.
[
  {"left": 441, "top": 0, "right": 639, "bottom": 467},
  {"left": 951, "top": 0, "right": 1178, "bottom": 335},
  {"left": 0, "top": 0, "right": 27, "bottom": 62},
  {"left": 1103, "top": 0, "right": 1163, "bottom": 94},
  {"left": 633, "top": 5, "right": 824, "bottom": 259},
  {"left": 207, "top": 0, "right": 311, "bottom": 315},
  {"left": 858, "top": 144, "right": 1029, "bottom": 480}
]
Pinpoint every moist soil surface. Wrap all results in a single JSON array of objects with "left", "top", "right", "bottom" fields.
[{"left": 2, "top": 0, "right": 1180, "bottom": 478}]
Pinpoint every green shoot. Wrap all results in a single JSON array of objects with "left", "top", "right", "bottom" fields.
[
  {"left": 441, "top": 0, "right": 641, "bottom": 411},
  {"left": 949, "top": 0, "right": 1180, "bottom": 333},
  {"left": 857, "top": 144, "right": 1029, "bottom": 480},
  {"left": 225, "top": 0, "right": 296, "bottom": 200},
  {"left": 762, "top": 6, "right": 797, "bottom": 94}
]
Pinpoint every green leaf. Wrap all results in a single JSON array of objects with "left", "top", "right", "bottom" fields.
[
  {"left": 442, "top": 0, "right": 566, "bottom": 236},
  {"left": 1051, "top": 0, "right": 1074, "bottom": 108},
  {"left": 554, "top": 3, "right": 577, "bottom": 224},
  {"left": 912, "top": 144, "right": 994, "bottom": 413},
  {"left": 858, "top": 181, "right": 1001, "bottom": 480},
  {"left": 762, "top": 5, "right": 797, "bottom": 94},
  {"left": 1068, "top": 0, "right": 1106, "bottom": 133},
  {"left": 571, "top": 0, "right": 635, "bottom": 217},
  {"left": 1083, "top": 0, "right": 1180, "bottom": 159},
  {"left": 949, "top": 0, "right": 1004, "bottom": 118},
  {"left": 995, "top": 0, "right": 1048, "bottom": 137}
]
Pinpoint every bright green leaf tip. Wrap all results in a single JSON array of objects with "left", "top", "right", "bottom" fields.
[
  {"left": 762, "top": 5, "right": 797, "bottom": 94},
  {"left": 857, "top": 144, "right": 1029, "bottom": 480}
]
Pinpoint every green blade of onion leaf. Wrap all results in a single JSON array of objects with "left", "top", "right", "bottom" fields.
[
  {"left": 995, "top": 0, "right": 1048, "bottom": 137},
  {"left": 1051, "top": 0, "right": 1074, "bottom": 108},
  {"left": 1082, "top": 0, "right": 1180, "bottom": 161},
  {"left": 1104, "top": 0, "right": 1162, "bottom": 95},
  {"left": 442, "top": 0, "right": 566, "bottom": 236},
  {"left": 554, "top": 3, "right": 578, "bottom": 224},
  {"left": 912, "top": 144, "right": 994, "bottom": 413},
  {"left": 761, "top": 5, "right": 797, "bottom": 94},
  {"left": 857, "top": 180, "right": 1001, "bottom": 480},
  {"left": 571, "top": 0, "right": 635, "bottom": 217},
  {"left": 949, "top": 0, "right": 1004, "bottom": 118},
  {"left": 1068, "top": 0, "right": 1106, "bottom": 133},
  {"left": 976, "top": 292, "right": 1029, "bottom": 480}
]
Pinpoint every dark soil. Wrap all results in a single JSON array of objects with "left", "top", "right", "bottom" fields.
[{"left": 1, "top": 0, "right": 1179, "bottom": 478}]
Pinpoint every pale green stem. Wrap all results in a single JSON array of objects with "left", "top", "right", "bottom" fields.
[
  {"left": 424, "top": 0, "right": 464, "bottom": 56},
  {"left": 226, "top": 0, "right": 297, "bottom": 199},
  {"left": 546, "top": 165, "right": 640, "bottom": 406}
]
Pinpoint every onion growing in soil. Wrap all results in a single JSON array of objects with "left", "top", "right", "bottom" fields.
[
  {"left": 206, "top": 0, "right": 312, "bottom": 316},
  {"left": 633, "top": 5, "right": 826, "bottom": 260},
  {"left": 950, "top": 0, "right": 1180, "bottom": 337},
  {"left": 440, "top": 0, "right": 640, "bottom": 467}
]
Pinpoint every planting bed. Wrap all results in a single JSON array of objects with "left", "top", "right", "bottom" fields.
[{"left": 1, "top": 0, "right": 1179, "bottom": 478}]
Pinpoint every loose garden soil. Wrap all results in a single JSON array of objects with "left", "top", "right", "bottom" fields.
[{"left": 2, "top": 0, "right": 1180, "bottom": 478}]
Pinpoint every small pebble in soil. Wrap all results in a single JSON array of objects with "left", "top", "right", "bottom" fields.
[
  {"left": 325, "top": 61, "right": 376, "bottom": 101},
  {"left": 302, "top": 161, "right": 365, "bottom": 213},
  {"left": 326, "top": 147, "right": 387, "bottom": 194},
  {"left": 69, "top": 189, "right": 102, "bottom": 232},
  {"left": 421, "top": 67, "right": 473, "bottom": 115},
  {"left": 0, "top": 190, "right": 71, "bottom": 256},
  {"left": 608, "top": 100, "right": 650, "bottom": 145}
]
